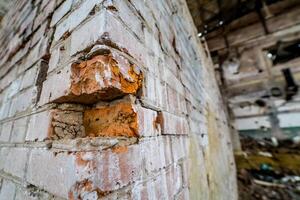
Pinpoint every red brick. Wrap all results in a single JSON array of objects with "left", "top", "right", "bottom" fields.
[
  {"left": 83, "top": 101, "right": 138, "bottom": 137},
  {"left": 39, "top": 49, "right": 143, "bottom": 105}
]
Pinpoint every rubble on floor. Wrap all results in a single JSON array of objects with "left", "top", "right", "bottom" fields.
[{"left": 236, "top": 136, "right": 300, "bottom": 200}]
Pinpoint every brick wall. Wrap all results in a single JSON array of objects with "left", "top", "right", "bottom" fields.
[{"left": 0, "top": 0, "right": 237, "bottom": 199}]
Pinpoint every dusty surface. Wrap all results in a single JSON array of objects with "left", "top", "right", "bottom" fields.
[{"left": 50, "top": 110, "right": 85, "bottom": 140}]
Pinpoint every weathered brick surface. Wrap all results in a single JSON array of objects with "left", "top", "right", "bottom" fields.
[
  {"left": 84, "top": 101, "right": 138, "bottom": 137},
  {"left": 0, "top": 121, "right": 13, "bottom": 142},
  {"left": 3, "top": 147, "right": 29, "bottom": 179},
  {"left": 10, "top": 116, "right": 28, "bottom": 143},
  {"left": 0, "top": 0, "right": 237, "bottom": 199},
  {"left": 26, "top": 110, "right": 53, "bottom": 141},
  {"left": 40, "top": 47, "right": 143, "bottom": 104},
  {"left": 0, "top": 179, "right": 15, "bottom": 200},
  {"left": 26, "top": 149, "right": 77, "bottom": 198}
]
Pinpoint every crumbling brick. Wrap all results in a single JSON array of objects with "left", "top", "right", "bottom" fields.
[
  {"left": 51, "top": 110, "right": 85, "bottom": 140},
  {"left": 40, "top": 47, "right": 143, "bottom": 105},
  {"left": 83, "top": 101, "right": 138, "bottom": 137},
  {"left": 0, "top": 0, "right": 238, "bottom": 199},
  {"left": 70, "top": 51, "right": 143, "bottom": 101}
]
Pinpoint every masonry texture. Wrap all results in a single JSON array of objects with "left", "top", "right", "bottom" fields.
[{"left": 0, "top": 0, "right": 237, "bottom": 199}]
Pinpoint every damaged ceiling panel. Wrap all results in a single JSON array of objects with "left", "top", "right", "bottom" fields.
[{"left": 187, "top": 0, "right": 300, "bottom": 139}]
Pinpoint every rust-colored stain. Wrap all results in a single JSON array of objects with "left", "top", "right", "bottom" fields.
[
  {"left": 83, "top": 102, "right": 138, "bottom": 137},
  {"left": 68, "top": 190, "right": 75, "bottom": 200},
  {"left": 69, "top": 179, "right": 96, "bottom": 199},
  {"left": 112, "top": 146, "right": 128, "bottom": 153},
  {"left": 75, "top": 153, "right": 90, "bottom": 167},
  {"left": 154, "top": 112, "right": 163, "bottom": 131},
  {"left": 70, "top": 53, "right": 143, "bottom": 101}
]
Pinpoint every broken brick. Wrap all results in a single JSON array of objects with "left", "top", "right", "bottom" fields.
[
  {"left": 39, "top": 48, "right": 143, "bottom": 105},
  {"left": 83, "top": 101, "right": 138, "bottom": 137},
  {"left": 50, "top": 110, "right": 85, "bottom": 140},
  {"left": 70, "top": 52, "right": 143, "bottom": 101}
]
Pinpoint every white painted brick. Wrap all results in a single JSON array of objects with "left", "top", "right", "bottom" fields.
[
  {"left": 30, "top": 20, "right": 48, "bottom": 48},
  {"left": 19, "top": 7, "right": 37, "bottom": 37},
  {"left": 20, "top": 65, "right": 39, "bottom": 90},
  {"left": 69, "top": 10, "right": 148, "bottom": 66},
  {"left": 69, "top": 10, "right": 107, "bottom": 55},
  {"left": 142, "top": 73, "right": 157, "bottom": 105},
  {"left": 162, "top": 67, "right": 184, "bottom": 96},
  {"left": 156, "top": 78, "right": 168, "bottom": 110},
  {"left": 104, "top": 0, "right": 144, "bottom": 40},
  {"left": 0, "top": 101, "right": 11, "bottom": 120},
  {"left": 8, "top": 34, "right": 22, "bottom": 56},
  {"left": 0, "top": 121, "right": 13, "bottom": 142},
  {"left": 0, "top": 179, "right": 15, "bottom": 200},
  {"left": 129, "top": 0, "right": 156, "bottom": 33},
  {"left": 0, "top": 67, "right": 18, "bottom": 90},
  {"left": 26, "top": 111, "right": 52, "bottom": 141},
  {"left": 10, "top": 117, "right": 28, "bottom": 143},
  {"left": 15, "top": 186, "right": 52, "bottom": 200},
  {"left": 5, "top": 76, "right": 22, "bottom": 100},
  {"left": 21, "top": 36, "right": 49, "bottom": 73},
  {"left": 40, "top": 0, "right": 52, "bottom": 11},
  {"left": 161, "top": 111, "right": 188, "bottom": 135},
  {"left": 51, "top": 0, "right": 74, "bottom": 27},
  {"left": 26, "top": 149, "right": 77, "bottom": 198},
  {"left": 33, "top": 0, "right": 56, "bottom": 30},
  {"left": 38, "top": 66, "right": 71, "bottom": 106},
  {"left": 15, "top": 44, "right": 31, "bottom": 67},
  {"left": 48, "top": 47, "right": 61, "bottom": 73},
  {"left": 170, "top": 137, "right": 187, "bottom": 161},
  {"left": 9, "top": 87, "right": 37, "bottom": 117},
  {"left": 53, "top": 0, "right": 102, "bottom": 42},
  {"left": 4, "top": 147, "right": 29, "bottom": 179},
  {"left": 142, "top": 137, "right": 166, "bottom": 173},
  {"left": 0, "top": 148, "right": 9, "bottom": 170},
  {"left": 135, "top": 105, "right": 160, "bottom": 137}
]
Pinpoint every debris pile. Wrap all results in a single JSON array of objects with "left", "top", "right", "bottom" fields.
[{"left": 236, "top": 136, "right": 300, "bottom": 199}]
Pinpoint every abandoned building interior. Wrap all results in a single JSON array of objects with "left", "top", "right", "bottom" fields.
[{"left": 0, "top": 0, "right": 299, "bottom": 199}]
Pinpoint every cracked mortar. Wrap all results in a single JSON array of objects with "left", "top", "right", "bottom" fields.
[{"left": 51, "top": 110, "right": 85, "bottom": 140}]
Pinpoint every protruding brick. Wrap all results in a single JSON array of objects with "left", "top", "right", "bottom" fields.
[
  {"left": 70, "top": 52, "right": 143, "bottom": 101},
  {"left": 39, "top": 48, "right": 143, "bottom": 104}
]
